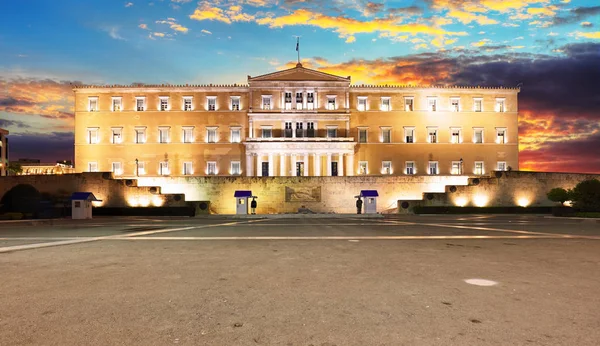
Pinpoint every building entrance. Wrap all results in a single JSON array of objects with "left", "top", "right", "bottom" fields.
[
  {"left": 296, "top": 162, "right": 304, "bottom": 176},
  {"left": 331, "top": 162, "right": 338, "bottom": 176},
  {"left": 262, "top": 162, "right": 269, "bottom": 177}
]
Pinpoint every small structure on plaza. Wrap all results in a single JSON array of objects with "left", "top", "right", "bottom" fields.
[
  {"left": 359, "top": 190, "right": 379, "bottom": 214},
  {"left": 71, "top": 192, "right": 101, "bottom": 219},
  {"left": 234, "top": 190, "right": 254, "bottom": 215}
]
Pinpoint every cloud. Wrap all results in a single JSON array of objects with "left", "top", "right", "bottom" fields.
[
  {"left": 0, "top": 119, "right": 31, "bottom": 129},
  {"left": 8, "top": 132, "right": 75, "bottom": 163},
  {"left": 103, "top": 26, "right": 126, "bottom": 40},
  {"left": 575, "top": 31, "right": 600, "bottom": 39},
  {"left": 552, "top": 6, "right": 600, "bottom": 26},
  {"left": 580, "top": 21, "right": 593, "bottom": 27},
  {"left": 138, "top": 23, "right": 149, "bottom": 30},
  {"left": 0, "top": 78, "right": 76, "bottom": 121},
  {"left": 201, "top": 29, "right": 212, "bottom": 34},
  {"left": 155, "top": 18, "right": 189, "bottom": 33},
  {"left": 189, "top": 2, "right": 256, "bottom": 24},
  {"left": 125, "top": 2, "right": 133, "bottom": 7},
  {"left": 363, "top": 2, "right": 384, "bottom": 16},
  {"left": 153, "top": 32, "right": 166, "bottom": 37}
]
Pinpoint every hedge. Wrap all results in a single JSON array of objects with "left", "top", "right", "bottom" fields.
[{"left": 413, "top": 206, "right": 553, "bottom": 214}]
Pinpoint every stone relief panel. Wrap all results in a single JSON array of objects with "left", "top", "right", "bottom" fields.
[{"left": 285, "top": 186, "right": 321, "bottom": 202}]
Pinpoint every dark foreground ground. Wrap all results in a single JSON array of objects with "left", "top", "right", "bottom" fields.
[{"left": 0, "top": 215, "right": 599, "bottom": 346}]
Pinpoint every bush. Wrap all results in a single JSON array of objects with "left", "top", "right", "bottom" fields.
[
  {"left": 547, "top": 188, "right": 570, "bottom": 205},
  {"left": 571, "top": 179, "right": 600, "bottom": 212},
  {"left": 413, "top": 206, "right": 552, "bottom": 214}
]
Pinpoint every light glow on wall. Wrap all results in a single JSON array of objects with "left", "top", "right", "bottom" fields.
[
  {"left": 454, "top": 197, "right": 468, "bottom": 207},
  {"left": 151, "top": 196, "right": 164, "bottom": 207},
  {"left": 516, "top": 197, "right": 531, "bottom": 207},
  {"left": 473, "top": 195, "right": 489, "bottom": 207}
]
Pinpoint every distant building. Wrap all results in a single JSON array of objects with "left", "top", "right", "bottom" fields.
[
  {"left": 14, "top": 161, "right": 75, "bottom": 175},
  {"left": 0, "top": 128, "right": 8, "bottom": 176},
  {"left": 73, "top": 64, "right": 519, "bottom": 177}
]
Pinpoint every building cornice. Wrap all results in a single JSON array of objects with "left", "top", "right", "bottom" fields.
[{"left": 350, "top": 85, "right": 520, "bottom": 92}]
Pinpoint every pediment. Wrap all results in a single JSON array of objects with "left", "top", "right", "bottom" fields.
[{"left": 249, "top": 64, "right": 350, "bottom": 83}]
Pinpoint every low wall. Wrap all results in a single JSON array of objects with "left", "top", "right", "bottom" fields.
[{"left": 1, "top": 171, "right": 598, "bottom": 214}]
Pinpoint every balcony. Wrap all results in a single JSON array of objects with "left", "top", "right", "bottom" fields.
[{"left": 246, "top": 137, "right": 354, "bottom": 143}]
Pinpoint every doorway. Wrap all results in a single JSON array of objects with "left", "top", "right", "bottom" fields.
[
  {"left": 262, "top": 162, "right": 269, "bottom": 177},
  {"left": 331, "top": 162, "right": 338, "bottom": 176},
  {"left": 296, "top": 162, "right": 304, "bottom": 176}
]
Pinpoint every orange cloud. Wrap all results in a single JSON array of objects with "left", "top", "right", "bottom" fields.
[{"left": 576, "top": 31, "right": 600, "bottom": 39}]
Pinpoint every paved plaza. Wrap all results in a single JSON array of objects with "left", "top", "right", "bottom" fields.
[{"left": 1, "top": 215, "right": 599, "bottom": 345}]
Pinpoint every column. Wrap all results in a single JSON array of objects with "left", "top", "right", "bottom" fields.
[
  {"left": 249, "top": 120, "right": 254, "bottom": 139},
  {"left": 326, "top": 154, "right": 332, "bottom": 176},
  {"left": 268, "top": 153, "right": 274, "bottom": 177},
  {"left": 246, "top": 154, "right": 254, "bottom": 177},
  {"left": 280, "top": 154, "right": 286, "bottom": 176},
  {"left": 257, "top": 155, "right": 263, "bottom": 177},
  {"left": 338, "top": 153, "right": 344, "bottom": 177},
  {"left": 304, "top": 153, "right": 309, "bottom": 176},
  {"left": 347, "top": 153, "right": 354, "bottom": 176},
  {"left": 314, "top": 154, "right": 321, "bottom": 176},
  {"left": 291, "top": 155, "right": 297, "bottom": 176}
]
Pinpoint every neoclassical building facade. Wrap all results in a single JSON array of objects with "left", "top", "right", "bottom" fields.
[{"left": 74, "top": 64, "right": 519, "bottom": 177}]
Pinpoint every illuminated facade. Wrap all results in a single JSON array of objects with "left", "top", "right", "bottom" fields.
[
  {"left": 0, "top": 128, "right": 8, "bottom": 177},
  {"left": 74, "top": 64, "right": 519, "bottom": 177}
]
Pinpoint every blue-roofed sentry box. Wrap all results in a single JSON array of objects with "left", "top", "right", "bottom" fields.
[
  {"left": 360, "top": 190, "right": 379, "bottom": 214},
  {"left": 71, "top": 192, "right": 101, "bottom": 219},
  {"left": 234, "top": 190, "right": 253, "bottom": 215}
]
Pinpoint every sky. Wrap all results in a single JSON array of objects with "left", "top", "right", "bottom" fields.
[{"left": 0, "top": 0, "right": 599, "bottom": 173}]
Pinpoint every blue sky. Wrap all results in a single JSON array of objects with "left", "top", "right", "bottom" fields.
[{"left": 0, "top": 0, "right": 599, "bottom": 172}]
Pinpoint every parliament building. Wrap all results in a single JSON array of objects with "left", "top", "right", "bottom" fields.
[{"left": 74, "top": 63, "right": 519, "bottom": 178}]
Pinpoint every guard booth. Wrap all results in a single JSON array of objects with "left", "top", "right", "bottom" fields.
[
  {"left": 71, "top": 192, "right": 101, "bottom": 219},
  {"left": 234, "top": 190, "right": 253, "bottom": 215},
  {"left": 360, "top": 190, "right": 379, "bottom": 214}
]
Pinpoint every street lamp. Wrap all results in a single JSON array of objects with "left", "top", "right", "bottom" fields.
[
  {"left": 459, "top": 158, "right": 463, "bottom": 175},
  {"left": 135, "top": 158, "right": 139, "bottom": 177}
]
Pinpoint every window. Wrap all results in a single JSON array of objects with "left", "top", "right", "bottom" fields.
[
  {"left": 327, "top": 127, "right": 337, "bottom": 138},
  {"left": 207, "top": 96, "right": 216, "bottom": 111},
  {"left": 182, "top": 127, "right": 194, "bottom": 143},
  {"left": 88, "top": 162, "right": 98, "bottom": 172},
  {"left": 206, "top": 127, "right": 218, "bottom": 143},
  {"left": 284, "top": 92, "right": 292, "bottom": 110},
  {"left": 231, "top": 161, "right": 241, "bottom": 175},
  {"left": 135, "top": 127, "right": 146, "bottom": 144},
  {"left": 358, "top": 128, "right": 368, "bottom": 143},
  {"left": 183, "top": 97, "right": 193, "bottom": 111},
  {"left": 381, "top": 97, "right": 391, "bottom": 111},
  {"left": 381, "top": 127, "right": 391, "bottom": 143},
  {"left": 382, "top": 161, "right": 392, "bottom": 175},
  {"left": 404, "top": 97, "right": 414, "bottom": 111},
  {"left": 284, "top": 122, "right": 293, "bottom": 138},
  {"left": 306, "top": 122, "right": 315, "bottom": 137},
  {"left": 112, "top": 97, "right": 122, "bottom": 112},
  {"left": 358, "top": 161, "right": 368, "bottom": 175},
  {"left": 87, "top": 128, "right": 99, "bottom": 144},
  {"left": 206, "top": 161, "right": 217, "bottom": 175},
  {"left": 111, "top": 127, "right": 122, "bottom": 144},
  {"left": 230, "top": 96, "right": 240, "bottom": 111},
  {"left": 450, "top": 128, "right": 462, "bottom": 144},
  {"left": 427, "top": 97, "right": 437, "bottom": 112},
  {"left": 159, "top": 96, "right": 169, "bottom": 111},
  {"left": 159, "top": 127, "right": 170, "bottom": 143},
  {"left": 496, "top": 98, "right": 505, "bottom": 112},
  {"left": 451, "top": 98, "right": 460, "bottom": 112},
  {"left": 230, "top": 127, "right": 241, "bottom": 143},
  {"left": 405, "top": 162, "right": 415, "bottom": 175},
  {"left": 295, "top": 122, "right": 304, "bottom": 138},
  {"left": 137, "top": 161, "right": 146, "bottom": 175},
  {"left": 327, "top": 96, "right": 336, "bottom": 110},
  {"left": 496, "top": 128, "right": 507, "bottom": 144},
  {"left": 88, "top": 97, "right": 98, "bottom": 112},
  {"left": 474, "top": 98, "right": 483, "bottom": 112},
  {"left": 427, "top": 127, "right": 438, "bottom": 143},
  {"left": 474, "top": 161, "right": 484, "bottom": 175},
  {"left": 473, "top": 128, "right": 484, "bottom": 143},
  {"left": 183, "top": 162, "right": 193, "bottom": 175},
  {"left": 262, "top": 95, "right": 272, "bottom": 110},
  {"left": 261, "top": 126, "right": 272, "bottom": 138},
  {"left": 159, "top": 162, "right": 169, "bottom": 176},
  {"left": 296, "top": 92, "right": 303, "bottom": 110},
  {"left": 136, "top": 97, "right": 146, "bottom": 111},
  {"left": 306, "top": 92, "right": 314, "bottom": 110},
  {"left": 112, "top": 162, "right": 122, "bottom": 175},
  {"left": 497, "top": 161, "right": 507, "bottom": 171},
  {"left": 404, "top": 127, "right": 415, "bottom": 143},
  {"left": 357, "top": 97, "right": 367, "bottom": 111},
  {"left": 428, "top": 161, "right": 438, "bottom": 175},
  {"left": 451, "top": 161, "right": 461, "bottom": 175}
]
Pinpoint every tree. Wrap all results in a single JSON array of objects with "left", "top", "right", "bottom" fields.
[
  {"left": 547, "top": 188, "right": 570, "bottom": 206},
  {"left": 570, "top": 179, "right": 600, "bottom": 212},
  {"left": 7, "top": 162, "right": 23, "bottom": 175}
]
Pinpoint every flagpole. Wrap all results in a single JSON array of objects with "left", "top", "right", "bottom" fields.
[{"left": 296, "top": 37, "right": 300, "bottom": 64}]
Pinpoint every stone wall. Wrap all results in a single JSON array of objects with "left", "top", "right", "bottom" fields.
[{"left": 1, "top": 171, "right": 599, "bottom": 214}]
